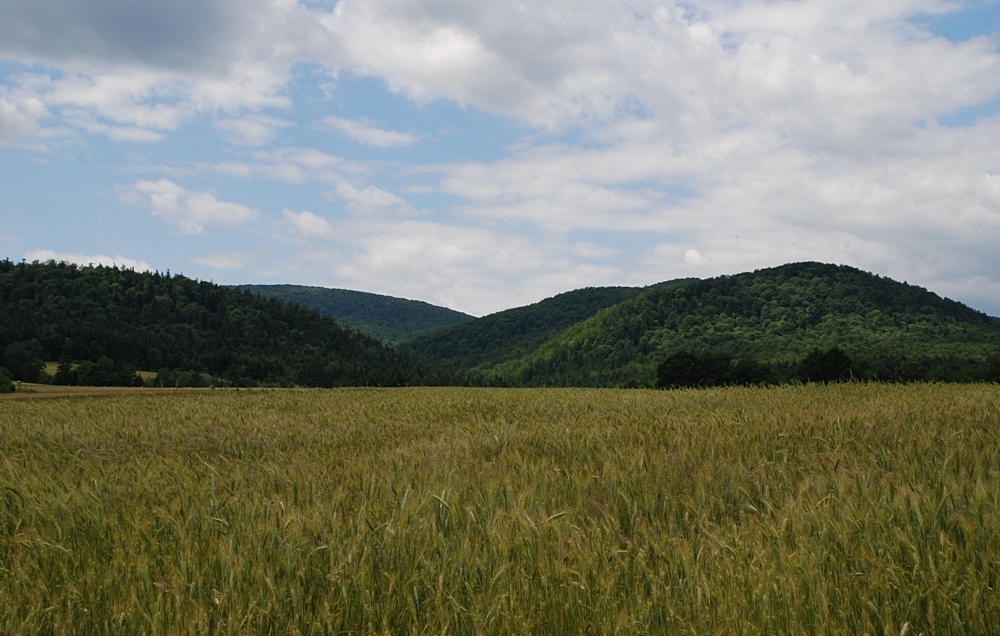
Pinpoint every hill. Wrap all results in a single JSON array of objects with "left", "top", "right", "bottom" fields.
[
  {"left": 488, "top": 263, "right": 1000, "bottom": 386},
  {"left": 239, "top": 284, "right": 473, "bottom": 344},
  {"left": 406, "top": 262, "right": 1000, "bottom": 386},
  {"left": 405, "top": 283, "right": 689, "bottom": 375},
  {"left": 0, "top": 260, "right": 443, "bottom": 387}
]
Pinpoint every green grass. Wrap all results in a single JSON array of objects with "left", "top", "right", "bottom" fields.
[{"left": 1, "top": 384, "right": 998, "bottom": 634}]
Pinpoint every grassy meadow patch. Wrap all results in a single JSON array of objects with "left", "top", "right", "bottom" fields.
[{"left": 0, "top": 384, "right": 998, "bottom": 634}]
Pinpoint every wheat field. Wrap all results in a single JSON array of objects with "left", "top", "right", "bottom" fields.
[{"left": 0, "top": 384, "right": 998, "bottom": 634}]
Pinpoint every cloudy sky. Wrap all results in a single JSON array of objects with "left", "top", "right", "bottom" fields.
[{"left": 1, "top": 0, "right": 999, "bottom": 316}]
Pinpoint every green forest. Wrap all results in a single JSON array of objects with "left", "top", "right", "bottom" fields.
[
  {"left": 0, "top": 260, "right": 443, "bottom": 388},
  {"left": 404, "top": 284, "right": 680, "bottom": 373},
  {"left": 476, "top": 263, "right": 1000, "bottom": 386},
  {"left": 239, "top": 284, "right": 473, "bottom": 344},
  {"left": 2, "top": 259, "right": 998, "bottom": 390}
]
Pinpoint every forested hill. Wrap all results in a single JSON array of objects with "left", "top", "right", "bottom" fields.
[
  {"left": 405, "top": 283, "right": 689, "bottom": 373},
  {"left": 487, "top": 262, "right": 1000, "bottom": 386},
  {"left": 0, "top": 260, "right": 444, "bottom": 387},
  {"left": 238, "top": 284, "right": 473, "bottom": 344}
]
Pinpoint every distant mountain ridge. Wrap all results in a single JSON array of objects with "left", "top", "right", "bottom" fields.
[
  {"left": 408, "top": 263, "right": 1000, "bottom": 387},
  {"left": 238, "top": 284, "right": 473, "bottom": 344},
  {"left": 0, "top": 261, "right": 442, "bottom": 387}
]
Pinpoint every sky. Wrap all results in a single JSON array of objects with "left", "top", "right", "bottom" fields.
[{"left": 1, "top": 0, "right": 999, "bottom": 317}]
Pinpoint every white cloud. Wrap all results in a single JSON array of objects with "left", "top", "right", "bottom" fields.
[
  {"left": 213, "top": 114, "right": 292, "bottom": 146},
  {"left": 284, "top": 209, "right": 336, "bottom": 238},
  {"left": 316, "top": 0, "right": 630, "bottom": 128},
  {"left": 321, "top": 220, "right": 549, "bottom": 314},
  {"left": 0, "top": 0, "right": 329, "bottom": 145},
  {"left": 24, "top": 249, "right": 152, "bottom": 271},
  {"left": 123, "top": 179, "right": 257, "bottom": 235},
  {"left": 310, "top": 0, "right": 1000, "bottom": 145},
  {"left": 684, "top": 249, "right": 706, "bottom": 266},
  {"left": 383, "top": 102, "right": 1000, "bottom": 314},
  {"left": 6, "top": 63, "right": 294, "bottom": 143},
  {"left": 293, "top": 217, "right": 628, "bottom": 315},
  {"left": 64, "top": 111, "right": 167, "bottom": 142},
  {"left": 206, "top": 147, "right": 366, "bottom": 184},
  {"left": 0, "top": 0, "right": 297, "bottom": 72},
  {"left": 188, "top": 61, "right": 294, "bottom": 112},
  {"left": 567, "top": 241, "right": 618, "bottom": 259},
  {"left": 6, "top": 0, "right": 999, "bottom": 145},
  {"left": 332, "top": 182, "right": 408, "bottom": 209},
  {"left": 4, "top": 0, "right": 1000, "bottom": 315},
  {"left": 0, "top": 96, "right": 47, "bottom": 143},
  {"left": 321, "top": 115, "right": 418, "bottom": 147},
  {"left": 190, "top": 252, "right": 255, "bottom": 270}
]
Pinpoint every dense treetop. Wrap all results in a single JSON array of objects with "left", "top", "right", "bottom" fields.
[
  {"left": 402, "top": 262, "right": 999, "bottom": 387},
  {"left": 3, "top": 260, "right": 996, "bottom": 390},
  {"left": 238, "top": 284, "right": 473, "bottom": 345},
  {"left": 492, "top": 263, "right": 1000, "bottom": 386},
  {"left": 405, "top": 284, "right": 683, "bottom": 374},
  {"left": 0, "top": 260, "right": 442, "bottom": 387}
]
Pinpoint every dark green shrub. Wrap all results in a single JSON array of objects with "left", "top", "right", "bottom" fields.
[
  {"left": 76, "top": 356, "right": 142, "bottom": 387},
  {"left": 0, "top": 367, "right": 14, "bottom": 393},
  {"left": 3, "top": 342, "right": 43, "bottom": 383},
  {"left": 52, "top": 358, "right": 78, "bottom": 386},
  {"left": 798, "top": 347, "right": 854, "bottom": 383},
  {"left": 657, "top": 351, "right": 774, "bottom": 389}
]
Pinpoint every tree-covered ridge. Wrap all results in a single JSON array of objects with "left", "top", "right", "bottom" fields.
[
  {"left": 0, "top": 260, "right": 443, "bottom": 387},
  {"left": 239, "top": 284, "right": 473, "bottom": 345},
  {"left": 405, "top": 284, "right": 683, "bottom": 374},
  {"left": 490, "top": 262, "right": 1000, "bottom": 386}
]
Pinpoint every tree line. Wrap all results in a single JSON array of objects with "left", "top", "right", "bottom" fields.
[
  {"left": 492, "top": 262, "right": 1000, "bottom": 387},
  {"left": 0, "top": 260, "right": 447, "bottom": 388},
  {"left": 656, "top": 346, "right": 1000, "bottom": 389}
]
